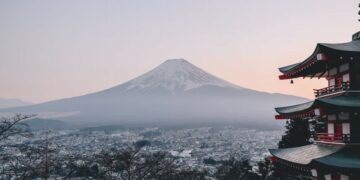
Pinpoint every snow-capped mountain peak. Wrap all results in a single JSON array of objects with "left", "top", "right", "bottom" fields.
[
  {"left": 1, "top": 58, "right": 308, "bottom": 127},
  {"left": 125, "top": 59, "right": 242, "bottom": 92}
]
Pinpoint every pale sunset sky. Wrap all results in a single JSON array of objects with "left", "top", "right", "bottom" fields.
[{"left": 0, "top": 0, "right": 359, "bottom": 103}]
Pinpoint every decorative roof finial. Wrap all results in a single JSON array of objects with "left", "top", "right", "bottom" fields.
[{"left": 358, "top": 2, "right": 360, "bottom": 21}]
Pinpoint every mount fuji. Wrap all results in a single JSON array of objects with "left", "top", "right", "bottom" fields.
[
  {"left": 0, "top": 59, "right": 307, "bottom": 128},
  {"left": 124, "top": 59, "right": 241, "bottom": 92}
]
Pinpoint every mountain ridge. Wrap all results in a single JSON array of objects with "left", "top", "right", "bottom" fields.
[
  {"left": 124, "top": 59, "right": 243, "bottom": 92},
  {"left": 0, "top": 59, "right": 308, "bottom": 128},
  {"left": 0, "top": 98, "right": 33, "bottom": 109},
  {"left": 91, "top": 59, "right": 244, "bottom": 96}
]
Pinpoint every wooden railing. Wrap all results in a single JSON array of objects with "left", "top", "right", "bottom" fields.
[
  {"left": 313, "top": 133, "right": 351, "bottom": 143},
  {"left": 314, "top": 81, "right": 350, "bottom": 97}
]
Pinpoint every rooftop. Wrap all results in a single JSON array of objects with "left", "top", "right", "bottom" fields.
[{"left": 278, "top": 32, "right": 360, "bottom": 80}]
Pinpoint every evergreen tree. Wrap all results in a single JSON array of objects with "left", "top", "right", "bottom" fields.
[
  {"left": 257, "top": 158, "right": 274, "bottom": 179},
  {"left": 215, "top": 158, "right": 261, "bottom": 180},
  {"left": 272, "top": 119, "right": 313, "bottom": 180},
  {"left": 278, "top": 118, "right": 311, "bottom": 148}
]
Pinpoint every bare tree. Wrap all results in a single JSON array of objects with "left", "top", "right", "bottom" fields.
[
  {"left": 1, "top": 131, "right": 60, "bottom": 180},
  {"left": 4, "top": 144, "right": 46, "bottom": 179},
  {"left": 97, "top": 145, "right": 177, "bottom": 180},
  {"left": 0, "top": 113, "right": 35, "bottom": 141},
  {"left": 0, "top": 114, "right": 35, "bottom": 179}
]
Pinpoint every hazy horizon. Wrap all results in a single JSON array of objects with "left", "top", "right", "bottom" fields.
[{"left": 1, "top": 0, "right": 358, "bottom": 103}]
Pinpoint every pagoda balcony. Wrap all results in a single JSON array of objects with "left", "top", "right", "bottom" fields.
[
  {"left": 313, "top": 133, "right": 351, "bottom": 144},
  {"left": 313, "top": 81, "right": 350, "bottom": 97}
]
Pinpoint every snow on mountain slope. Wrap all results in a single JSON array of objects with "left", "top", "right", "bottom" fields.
[
  {"left": 0, "top": 59, "right": 309, "bottom": 128},
  {"left": 124, "top": 59, "right": 242, "bottom": 92}
]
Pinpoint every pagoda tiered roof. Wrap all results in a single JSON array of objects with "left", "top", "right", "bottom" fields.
[
  {"left": 279, "top": 34, "right": 360, "bottom": 80},
  {"left": 313, "top": 146, "right": 360, "bottom": 171},
  {"left": 270, "top": 144, "right": 360, "bottom": 171},
  {"left": 275, "top": 92, "right": 360, "bottom": 119},
  {"left": 272, "top": 26, "right": 360, "bottom": 177},
  {"left": 269, "top": 144, "right": 343, "bottom": 165}
]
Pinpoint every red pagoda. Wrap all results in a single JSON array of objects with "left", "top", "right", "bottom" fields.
[{"left": 270, "top": 31, "right": 360, "bottom": 180}]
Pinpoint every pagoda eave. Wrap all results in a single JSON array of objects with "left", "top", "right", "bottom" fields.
[
  {"left": 269, "top": 144, "right": 343, "bottom": 166},
  {"left": 312, "top": 146, "right": 360, "bottom": 172},
  {"left": 274, "top": 92, "right": 360, "bottom": 120},
  {"left": 278, "top": 39, "right": 360, "bottom": 80}
]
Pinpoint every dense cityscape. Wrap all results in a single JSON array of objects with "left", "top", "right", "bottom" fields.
[{"left": 0, "top": 122, "right": 283, "bottom": 179}]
